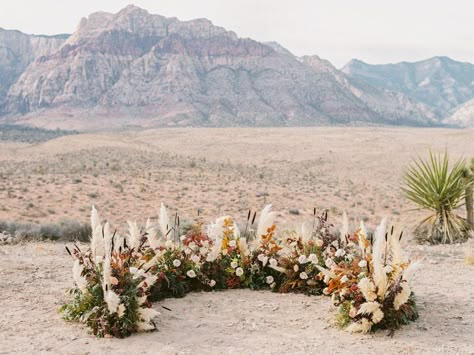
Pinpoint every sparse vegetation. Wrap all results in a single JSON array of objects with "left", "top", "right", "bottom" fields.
[
  {"left": 0, "top": 124, "right": 78, "bottom": 143},
  {"left": 402, "top": 151, "right": 471, "bottom": 244},
  {"left": 0, "top": 219, "right": 91, "bottom": 242}
]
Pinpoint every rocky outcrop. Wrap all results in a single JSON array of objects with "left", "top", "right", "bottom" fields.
[
  {"left": 0, "top": 28, "right": 67, "bottom": 106},
  {"left": 341, "top": 57, "right": 474, "bottom": 118},
  {"left": 445, "top": 98, "right": 474, "bottom": 127}
]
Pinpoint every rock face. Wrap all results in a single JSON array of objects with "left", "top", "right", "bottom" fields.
[
  {"left": 445, "top": 98, "right": 474, "bottom": 127},
  {"left": 0, "top": 5, "right": 466, "bottom": 128},
  {"left": 0, "top": 28, "right": 67, "bottom": 105},
  {"left": 342, "top": 57, "right": 474, "bottom": 118}
]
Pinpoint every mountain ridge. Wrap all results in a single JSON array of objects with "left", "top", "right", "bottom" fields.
[{"left": 0, "top": 5, "right": 472, "bottom": 129}]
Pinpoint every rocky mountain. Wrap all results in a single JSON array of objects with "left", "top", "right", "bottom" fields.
[
  {"left": 0, "top": 5, "right": 461, "bottom": 129},
  {"left": 341, "top": 57, "right": 474, "bottom": 118},
  {"left": 445, "top": 98, "right": 474, "bottom": 127},
  {"left": 302, "top": 56, "right": 437, "bottom": 125},
  {"left": 0, "top": 28, "right": 67, "bottom": 104}
]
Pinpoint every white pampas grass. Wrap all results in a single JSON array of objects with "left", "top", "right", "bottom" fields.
[
  {"left": 393, "top": 283, "right": 411, "bottom": 310},
  {"left": 340, "top": 211, "right": 349, "bottom": 242},
  {"left": 127, "top": 221, "right": 141, "bottom": 250},
  {"left": 256, "top": 204, "right": 277, "bottom": 237},
  {"left": 137, "top": 307, "right": 160, "bottom": 331},
  {"left": 90, "top": 206, "right": 104, "bottom": 259},
  {"left": 72, "top": 259, "right": 87, "bottom": 291},
  {"left": 146, "top": 218, "right": 160, "bottom": 249},
  {"left": 159, "top": 203, "right": 170, "bottom": 239},
  {"left": 402, "top": 260, "right": 422, "bottom": 282},
  {"left": 357, "top": 277, "right": 377, "bottom": 302},
  {"left": 238, "top": 237, "right": 250, "bottom": 257},
  {"left": 346, "top": 318, "right": 372, "bottom": 333},
  {"left": 357, "top": 302, "right": 384, "bottom": 326},
  {"left": 372, "top": 218, "right": 388, "bottom": 299},
  {"left": 207, "top": 216, "right": 228, "bottom": 240},
  {"left": 91, "top": 205, "right": 101, "bottom": 233}
]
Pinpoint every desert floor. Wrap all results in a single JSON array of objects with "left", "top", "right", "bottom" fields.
[{"left": 1, "top": 127, "right": 474, "bottom": 354}]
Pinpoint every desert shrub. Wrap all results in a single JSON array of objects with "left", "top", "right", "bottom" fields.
[
  {"left": 0, "top": 219, "right": 91, "bottom": 242},
  {"left": 402, "top": 151, "right": 471, "bottom": 244}
]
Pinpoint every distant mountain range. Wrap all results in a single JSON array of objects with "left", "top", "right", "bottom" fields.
[{"left": 0, "top": 5, "right": 472, "bottom": 129}]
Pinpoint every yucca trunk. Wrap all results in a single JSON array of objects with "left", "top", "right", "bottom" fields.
[{"left": 466, "top": 184, "right": 474, "bottom": 229}]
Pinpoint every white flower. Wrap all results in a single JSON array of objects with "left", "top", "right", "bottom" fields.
[
  {"left": 261, "top": 256, "right": 269, "bottom": 267},
  {"left": 164, "top": 240, "right": 173, "bottom": 248},
  {"left": 308, "top": 254, "right": 318, "bottom": 263},
  {"left": 173, "top": 259, "right": 182, "bottom": 267},
  {"left": 298, "top": 255, "right": 308, "bottom": 264},
  {"left": 231, "top": 261, "right": 238, "bottom": 269},
  {"left": 266, "top": 275, "right": 274, "bottom": 284},
  {"left": 332, "top": 240, "right": 339, "bottom": 247},
  {"left": 358, "top": 260, "right": 367, "bottom": 268},
  {"left": 189, "top": 241, "right": 197, "bottom": 250},
  {"left": 325, "top": 258, "right": 335, "bottom": 268},
  {"left": 293, "top": 264, "right": 299, "bottom": 272},
  {"left": 257, "top": 254, "right": 265, "bottom": 262},
  {"left": 180, "top": 235, "right": 186, "bottom": 241},
  {"left": 105, "top": 290, "right": 121, "bottom": 314},
  {"left": 323, "top": 287, "right": 330, "bottom": 295},
  {"left": 209, "top": 280, "right": 216, "bottom": 287},
  {"left": 299, "top": 272, "right": 308, "bottom": 280},
  {"left": 270, "top": 282, "right": 276, "bottom": 289},
  {"left": 307, "top": 279, "right": 317, "bottom": 286},
  {"left": 269, "top": 258, "right": 278, "bottom": 267},
  {"left": 335, "top": 249, "right": 345, "bottom": 257},
  {"left": 206, "top": 252, "right": 218, "bottom": 262},
  {"left": 185, "top": 248, "right": 192, "bottom": 255},
  {"left": 200, "top": 246, "right": 208, "bottom": 255},
  {"left": 186, "top": 270, "right": 197, "bottom": 278},
  {"left": 315, "top": 239, "right": 323, "bottom": 247},
  {"left": 235, "top": 267, "right": 244, "bottom": 277},
  {"left": 340, "top": 275, "right": 349, "bottom": 283},
  {"left": 191, "top": 255, "right": 200, "bottom": 263},
  {"left": 221, "top": 248, "right": 228, "bottom": 256},
  {"left": 229, "top": 240, "right": 237, "bottom": 247}
]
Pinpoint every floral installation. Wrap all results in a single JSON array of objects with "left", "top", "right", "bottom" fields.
[
  {"left": 60, "top": 206, "right": 159, "bottom": 338},
  {"left": 317, "top": 216, "right": 420, "bottom": 333},
  {"left": 61, "top": 204, "right": 420, "bottom": 338},
  {"left": 277, "top": 211, "right": 336, "bottom": 295}
]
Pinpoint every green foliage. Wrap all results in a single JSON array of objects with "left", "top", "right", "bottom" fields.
[{"left": 403, "top": 151, "right": 470, "bottom": 243}]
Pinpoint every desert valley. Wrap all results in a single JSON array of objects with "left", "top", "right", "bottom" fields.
[{"left": 1, "top": 3, "right": 474, "bottom": 355}]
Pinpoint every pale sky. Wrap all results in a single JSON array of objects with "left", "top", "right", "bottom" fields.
[{"left": 1, "top": 0, "right": 473, "bottom": 68}]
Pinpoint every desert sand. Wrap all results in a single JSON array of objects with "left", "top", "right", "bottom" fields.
[
  {"left": 1, "top": 127, "right": 474, "bottom": 354},
  {"left": 0, "top": 242, "right": 472, "bottom": 354}
]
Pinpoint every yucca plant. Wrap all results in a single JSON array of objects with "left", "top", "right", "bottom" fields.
[{"left": 402, "top": 151, "right": 470, "bottom": 244}]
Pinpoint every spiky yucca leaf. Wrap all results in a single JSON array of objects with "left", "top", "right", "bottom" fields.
[{"left": 402, "top": 151, "right": 468, "bottom": 243}]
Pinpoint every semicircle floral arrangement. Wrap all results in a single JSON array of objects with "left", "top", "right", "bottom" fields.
[{"left": 60, "top": 204, "right": 420, "bottom": 338}]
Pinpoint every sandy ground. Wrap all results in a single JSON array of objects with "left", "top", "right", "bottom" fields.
[
  {"left": 1, "top": 127, "right": 474, "bottom": 354},
  {"left": 0, "top": 242, "right": 473, "bottom": 355},
  {"left": 1, "top": 127, "right": 473, "bottom": 230}
]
